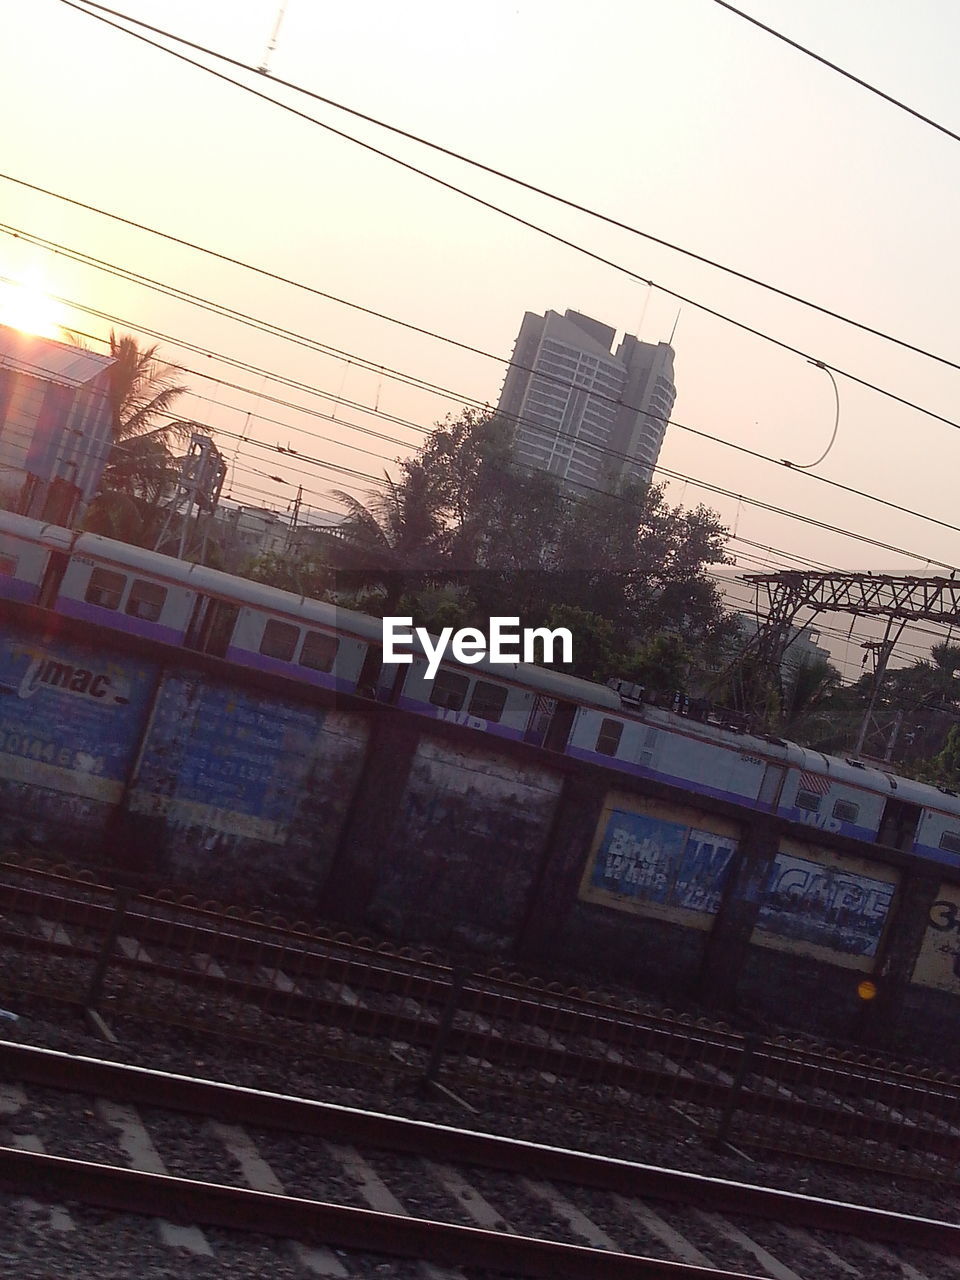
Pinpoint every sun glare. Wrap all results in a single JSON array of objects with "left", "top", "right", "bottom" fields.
[{"left": 0, "top": 272, "right": 65, "bottom": 340}]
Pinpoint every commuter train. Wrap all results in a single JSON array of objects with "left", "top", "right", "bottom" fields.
[{"left": 3, "top": 507, "right": 960, "bottom": 871}]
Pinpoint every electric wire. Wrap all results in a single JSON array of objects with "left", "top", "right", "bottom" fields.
[
  {"left": 45, "top": 0, "right": 960, "bottom": 424},
  {"left": 60, "top": 0, "right": 960, "bottom": 375},
  {"left": 8, "top": 239, "right": 960, "bottom": 555},
  {"left": 709, "top": 0, "right": 960, "bottom": 147},
  {"left": 8, "top": 290, "right": 959, "bottom": 577}
]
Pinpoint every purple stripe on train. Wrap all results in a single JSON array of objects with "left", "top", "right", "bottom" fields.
[
  {"left": 912, "top": 843, "right": 960, "bottom": 868},
  {"left": 566, "top": 743, "right": 771, "bottom": 811},
  {"left": 396, "top": 694, "right": 525, "bottom": 740},
  {"left": 0, "top": 576, "right": 40, "bottom": 605},
  {"left": 778, "top": 804, "right": 877, "bottom": 844},
  {"left": 224, "top": 645, "right": 354, "bottom": 694},
  {"left": 56, "top": 597, "right": 185, "bottom": 646}
]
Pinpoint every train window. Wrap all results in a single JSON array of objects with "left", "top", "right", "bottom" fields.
[
  {"left": 429, "top": 668, "right": 468, "bottom": 712},
  {"left": 0, "top": 555, "right": 16, "bottom": 576},
  {"left": 85, "top": 568, "right": 126, "bottom": 610},
  {"left": 596, "top": 718, "right": 624, "bottom": 757},
  {"left": 940, "top": 831, "right": 960, "bottom": 856},
  {"left": 125, "top": 578, "right": 167, "bottom": 622},
  {"left": 260, "top": 619, "right": 300, "bottom": 661},
  {"left": 468, "top": 680, "right": 507, "bottom": 723},
  {"left": 300, "top": 630, "right": 339, "bottom": 673},
  {"left": 832, "top": 798, "right": 860, "bottom": 823},
  {"left": 796, "top": 790, "right": 822, "bottom": 813}
]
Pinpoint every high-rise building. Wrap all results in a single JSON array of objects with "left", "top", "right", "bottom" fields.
[{"left": 497, "top": 309, "right": 676, "bottom": 494}]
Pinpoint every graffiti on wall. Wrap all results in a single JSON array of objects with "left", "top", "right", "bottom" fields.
[
  {"left": 129, "top": 675, "right": 323, "bottom": 843},
  {"left": 912, "top": 885, "right": 960, "bottom": 993},
  {"left": 581, "top": 800, "right": 737, "bottom": 924},
  {"left": 753, "top": 846, "right": 895, "bottom": 962},
  {"left": 0, "top": 630, "right": 154, "bottom": 802}
]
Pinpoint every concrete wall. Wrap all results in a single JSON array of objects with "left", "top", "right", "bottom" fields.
[
  {"left": 3, "top": 604, "right": 960, "bottom": 1050},
  {"left": 367, "top": 738, "right": 563, "bottom": 952}
]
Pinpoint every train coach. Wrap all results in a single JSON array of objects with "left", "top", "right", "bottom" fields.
[{"left": 3, "top": 507, "right": 960, "bottom": 872}]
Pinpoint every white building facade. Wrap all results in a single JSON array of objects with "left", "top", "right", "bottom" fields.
[
  {"left": 497, "top": 310, "right": 676, "bottom": 494},
  {"left": 0, "top": 325, "right": 114, "bottom": 526}
]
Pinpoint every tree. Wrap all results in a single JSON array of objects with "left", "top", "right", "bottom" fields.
[
  {"left": 242, "top": 549, "right": 331, "bottom": 599},
  {"left": 627, "top": 632, "right": 692, "bottom": 693},
  {"left": 330, "top": 407, "right": 735, "bottom": 683},
  {"left": 917, "top": 724, "right": 960, "bottom": 789},
  {"left": 778, "top": 655, "right": 843, "bottom": 741},
  {"left": 327, "top": 463, "right": 446, "bottom": 610},
  {"left": 84, "top": 333, "right": 196, "bottom": 544}
]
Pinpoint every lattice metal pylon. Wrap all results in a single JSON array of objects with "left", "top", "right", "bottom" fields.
[{"left": 738, "top": 569, "right": 960, "bottom": 734}]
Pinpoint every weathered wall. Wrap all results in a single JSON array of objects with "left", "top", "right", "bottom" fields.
[
  {"left": 0, "top": 620, "right": 156, "bottom": 850},
  {"left": 547, "top": 791, "right": 742, "bottom": 996},
  {"left": 749, "top": 838, "right": 899, "bottom": 971},
  {"left": 367, "top": 737, "right": 563, "bottom": 952},
  {"left": 6, "top": 606, "right": 960, "bottom": 1051},
  {"left": 0, "top": 617, "right": 370, "bottom": 908},
  {"left": 127, "top": 671, "right": 370, "bottom": 905}
]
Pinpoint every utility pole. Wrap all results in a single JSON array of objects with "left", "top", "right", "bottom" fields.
[
  {"left": 286, "top": 483, "right": 302, "bottom": 553},
  {"left": 855, "top": 617, "right": 907, "bottom": 757}
]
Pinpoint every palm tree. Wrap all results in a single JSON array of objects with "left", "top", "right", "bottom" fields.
[
  {"left": 102, "top": 333, "right": 192, "bottom": 499},
  {"left": 85, "top": 333, "right": 195, "bottom": 543},
  {"left": 328, "top": 463, "right": 446, "bottom": 609},
  {"left": 778, "top": 655, "right": 843, "bottom": 744}
]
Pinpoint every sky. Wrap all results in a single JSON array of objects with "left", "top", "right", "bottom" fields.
[{"left": 3, "top": 0, "right": 960, "bottom": 680}]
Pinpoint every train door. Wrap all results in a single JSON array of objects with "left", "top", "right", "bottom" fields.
[
  {"left": 523, "top": 694, "right": 555, "bottom": 745},
  {"left": 356, "top": 645, "right": 387, "bottom": 699},
  {"left": 758, "top": 764, "right": 786, "bottom": 810},
  {"left": 878, "top": 798, "right": 922, "bottom": 851},
  {"left": 36, "top": 551, "right": 69, "bottom": 610},
  {"left": 184, "top": 596, "right": 239, "bottom": 658},
  {"left": 543, "top": 700, "right": 578, "bottom": 752}
]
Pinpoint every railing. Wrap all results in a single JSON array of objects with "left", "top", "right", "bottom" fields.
[{"left": 3, "top": 853, "right": 960, "bottom": 1180}]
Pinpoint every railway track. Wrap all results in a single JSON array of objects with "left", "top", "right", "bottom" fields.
[
  {"left": 1, "top": 1040, "right": 957, "bottom": 1279},
  {"left": 3, "top": 855, "right": 960, "bottom": 1186}
]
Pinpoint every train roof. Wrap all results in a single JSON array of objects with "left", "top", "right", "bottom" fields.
[
  {"left": 793, "top": 745, "right": 960, "bottom": 809},
  {"left": 70, "top": 528, "right": 621, "bottom": 707},
  {"left": 0, "top": 509, "right": 79, "bottom": 552}
]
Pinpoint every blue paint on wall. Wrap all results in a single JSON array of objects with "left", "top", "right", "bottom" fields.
[
  {"left": 756, "top": 851, "right": 893, "bottom": 956},
  {"left": 131, "top": 674, "right": 324, "bottom": 841},
  {"left": 590, "top": 808, "right": 736, "bottom": 914},
  {"left": 0, "top": 627, "right": 154, "bottom": 796}
]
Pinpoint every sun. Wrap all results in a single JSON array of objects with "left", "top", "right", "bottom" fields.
[{"left": 0, "top": 271, "right": 65, "bottom": 340}]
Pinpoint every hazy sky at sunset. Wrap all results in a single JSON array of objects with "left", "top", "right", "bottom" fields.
[{"left": 4, "top": 0, "right": 960, "bottom": 677}]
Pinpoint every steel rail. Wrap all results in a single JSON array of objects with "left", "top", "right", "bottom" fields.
[
  {"left": 0, "top": 883, "right": 745, "bottom": 1044},
  {"left": 9, "top": 871, "right": 960, "bottom": 1165},
  {"left": 8, "top": 875, "right": 960, "bottom": 1096},
  {"left": 2, "top": 1042, "right": 958, "bottom": 1254},
  {"left": 15, "top": 867, "right": 960, "bottom": 1098},
  {"left": 0, "top": 1146, "right": 759, "bottom": 1280},
  {"left": 8, "top": 921, "right": 960, "bottom": 1160}
]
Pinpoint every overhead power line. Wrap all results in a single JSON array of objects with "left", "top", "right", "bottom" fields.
[
  {"left": 60, "top": 0, "right": 960, "bottom": 375},
  {"left": 54, "top": 0, "right": 960, "bottom": 399},
  {"left": 7, "top": 165, "right": 960, "bottom": 452},
  {"left": 710, "top": 0, "right": 960, "bottom": 147},
  {"left": 11, "top": 259, "right": 958, "bottom": 575},
  {"left": 19, "top": 247, "right": 960, "bottom": 551}
]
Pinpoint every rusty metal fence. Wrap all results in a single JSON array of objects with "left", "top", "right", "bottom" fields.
[
  {"left": 717, "top": 1036, "right": 960, "bottom": 1180},
  {"left": 3, "top": 853, "right": 960, "bottom": 1181}
]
